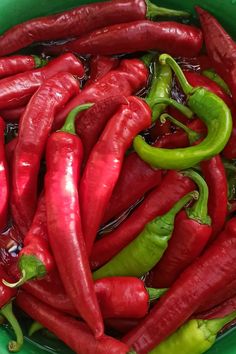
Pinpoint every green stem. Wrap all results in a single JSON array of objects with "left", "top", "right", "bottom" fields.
[
  {"left": 0, "top": 302, "right": 24, "bottom": 352},
  {"left": 140, "top": 52, "right": 156, "bottom": 67},
  {"left": 160, "top": 113, "right": 201, "bottom": 144},
  {"left": 146, "top": 0, "right": 190, "bottom": 18},
  {"left": 146, "top": 288, "right": 168, "bottom": 301},
  {"left": 0, "top": 314, "right": 5, "bottom": 324},
  {"left": 223, "top": 160, "right": 236, "bottom": 173},
  {"left": 159, "top": 54, "right": 193, "bottom": 95},
  {"left": 28, "top": 321, "right": 44, "bottom": 337},
  {"left": 182, "top": 170, "right": 211, "bottom": 225},
  {"left": 33, "top": 55, "right": 47, "bottom": 68},
  {"left": 206, "top": 311, "right": 236, "bottom": 334},
  {"left": 150, "top": 97, "right": 194, "bottom": 119},
  {"left": 60, "top": 103, "right": 93, "bottom": 134},
  {"left": 202, "top": 69, "right": 231, "bottom": 95}
]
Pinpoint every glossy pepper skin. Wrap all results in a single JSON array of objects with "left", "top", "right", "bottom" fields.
[
  {"left": 86, "top": 55, "right": 120, "bottom": 86},
  {"left": 11, "top": 72, "right": 80, "bottom": 235},
  {"left": 134, "top": 55, "right": 232, "bottom": 169},
  {"left": 150, "top": 170, "right": 212, "bottom": 288},
  {"left": 80, "top": 96, "right": 152, "bottom": 255},
  {"left": 54, "top": 58, "right": 148, "bottom": 130},
  {"left": 123, "top": 217, "right": 236, "bottom": 353},
  {"left": 0, "top": 55, "right": 45, "bottom": 79},
  {"left": 0, "top": 0, "right": 189, "bottom": 56},
  {"left": 196, "top": 7, "right": 236, "bottom": 106},
  {"left": 0, "top": 118, "right": 9, "bottom": 232},
  {"left": 16, "top": 291, "right": 131, "bottom": 354},
  {"left": 49, "top": 21, "right": 202, "bottom": 58},
  {"left": 0, "top": 53, "right": 84, "bottom": 110},
  {"left": 93, "top": 192, "right": 196, "bottom": 280},
  {"left": 91, "top": 170, "right": 195, "bottom": 270},
  {"left": 0, "top": 266, "right": 23, "bottom": 352},
  {"left": 45, "top": 105, "right": 104, "bottom": 338}
]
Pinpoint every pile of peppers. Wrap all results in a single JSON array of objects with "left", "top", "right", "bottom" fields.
[{"left": 1, "top": 2, "right": 236, "bottom": 353}]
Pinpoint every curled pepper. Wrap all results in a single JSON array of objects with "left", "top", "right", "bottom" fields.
[{"left": 133, "top": 54, "right": 232, "bottom": 169}]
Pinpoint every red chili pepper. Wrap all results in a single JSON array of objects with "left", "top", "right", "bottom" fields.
[
  {"left": 11, "top": 72, "right": 80, "bottom": 235},
  {"left": 196, "top": 7, "right": 236, "bottom": 105},
  {"left": 54, "top": 58, "right": 148, "bottom": 130},
  {"left": 0, "top": 117, "right": 9, "bottom": 232},
  {"left": 91, "top": 170, "right": 195, "bottom": 270},
  {"left": 0, "top": 53, "right": 84, "bottom": 110},
  {"left": 45, "top": 104, "right": 104, "bottom": 338},
  {"left": 149, "top": 170, "right": 212, "bottom": 289},
  {"left": 105, "top": 318, "right": 140, "bottom": 334},
  {"left": 80, "top": 96, "right": 152, "bottom": 255},
  {"left": 0, "top": 0, "right": 190, "bottom": 56},
  {"left": 0, "top": 265, "right": 23, "bottom": 352},
  {"left": 0, "top": 106, "right": 25, "bottom": 121},
  {"left": 48, "top": 21, "right": 202, "bottom": 58},
  {"left": 0, "top": 55, "right": 46, "bottom": 79},
  {"left": 86, "top": 55, "right": 120, "bottom": 86},
  {"left": 5, "top": 138, "right": 17, "bottom": 165},
  {"left": 16, "top": 291, "right": 131, "bottom": 354},
  {"left": 123, "top": 217, "right": 236, "bottom": 353},
  {"left": 76, "top": 95, "right": 127, "bottom": 164},
  {"left": 196, "top": 294, "right": 236, "bottom": 321}
]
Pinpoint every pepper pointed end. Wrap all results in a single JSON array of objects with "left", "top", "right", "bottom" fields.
[{"left": 2, "top": 270, "right": 27, "bottom": 288}]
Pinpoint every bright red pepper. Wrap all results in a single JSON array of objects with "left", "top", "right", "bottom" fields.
[
  {"left": 0, "top": 53, "right": 84, "bottom": 110},
  {"left": 0, "top": 55, "right": 45, "bottom": 79},
  {"left": 149, "top": 170, "right": 212, "bottom": 289},
  {"left": 0, "top": 106, "right": 25, "bottom": 121},
  {"left": 196, "top": 7, "right": 236, "bottom": 105},
  {"left": 11, "top": 72, "right": 80, "bottom": 235},
  {"left": 86, "top": 55, "right": 120, "bottom": 86},
  {"left": 48, "top": 21, "right": 202, "bottom": 58},
  {"left": 16, "top": 291, "right": 131, "bottom": 354},
  {"left": 76, "top": 95, "right": 127, "bottom": 165},
  {"left": 123, "top": 217, "right": 236, "bottom": 353},
  {"left": 0, "top": 117, "right": 9, "bottom": 232},
  {"left": 91, "top": 170, "right": 195, "bottom": 270},
  {"left": 54, "top": 58, "right": 148, "bottom": 130},
  {"left": 45, "top": 105, "right": 104, "bottom": 338},
  {"left": 80, "top": 96, "right": 152, "bottom": 255}
]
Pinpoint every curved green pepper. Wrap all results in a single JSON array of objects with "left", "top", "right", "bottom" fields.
[
  {"left": 149, "top": 311, "right": 236, "bottom": 354},
  {"left": 93, "top": 191, "right": 198, "bottom": 280},
  {"left": 202, "top": 69, "right": 231, "bottom": 96},
  {"left": 133, "top": 54, "right": 232, "bottom": 170}
]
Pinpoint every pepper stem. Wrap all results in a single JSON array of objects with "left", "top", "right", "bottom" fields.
[
  {"left": 60, "top": 103, "right": 94, "bottom": 135},
  {"left": 146, "top": 288, "right": 168, "bottom": 302},
  {"left": 28, "top": 321, "right": 44, "bottom": 336},
  {"left": 206, "top": 311, "right": 236, "bottom": 334},
  {"left": 146, "top": 0, "right": 190, "bottom": 19},
  {"left": 150, "top": 97, "right": 194, "bottom": 119},
  {"left": 160, "top": 114, "right": 201, "bottom": 145},
  {"left": 140, "top": 53, "right": 155, "bottom": 67},
  {"left": 159, "top": 54, "right": 193, "bottom": 95},
  {"left": 182, "top": 169, "right": 211, "bottom": 225},
  {"left": 0, "top": 302, "right": 24, "bottom": 352},
  {"left": 33, "top": 55, "right": 47, "bottom": 68}
]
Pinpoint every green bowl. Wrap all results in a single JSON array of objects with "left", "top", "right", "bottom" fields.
[{"left": 1, "top": 0, "right": 236, "bottom": 353}]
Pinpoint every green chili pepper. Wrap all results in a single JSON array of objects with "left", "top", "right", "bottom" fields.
[
  {"left": 133, "top": 54, "right": 232, "bottom": 170},
  {"left": 93, "top": 191, "right": 198, "bottom": 280},
  {"left": 202, "top": 69, "right": 231, "bottom": 96},
  {"left": 149, "top": 311, "right": 236, "bottom": 354}
]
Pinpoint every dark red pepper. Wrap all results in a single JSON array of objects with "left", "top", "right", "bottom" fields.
[
  {"left": 86, "top": 55, "right": 120, "bottom": 86},
  {"left": 45, "top": 104, "right": 104, "bottom": 338},
  {"left": 0, "top": 117, "right": 9, "bottom": 232},
  {"left": 0, "top": 106, "right": 25, "bottom": 121},
  {"left": 0, "top": 55, "right": 46, "bottom": 79},
  {"left": 16, "top": 291, "right": 131, "bottom": 354},
  {"left": 48, "top": 21, "right": 202, "bottom": 58},
  {"left": 80, "top": 96, "right": 152, "bottom": 255},
  {"left": 196, "top": 7, "right": 236, "bottom": 105},
  {"left": 91, "top": 170, "right": 195, "bottom": 270},
  {"left": 196, "top": 294, "right": 236, "bottom": 321},
  {"left": 123, "top": 217, "right": 236, "bottom": 353},
  {"left": 105, "top": 318, "right": 140, "bottom": 334},
  {"left": 54, "top": 58, "right": 148, "bottom": 130},
  {"left": 0, "top": 53, "right": 84, "bottom": 110},
  {"left": 5, "top": 138, "right": 17, "bottom": 165},
  {"left": 11, "top": 72, "right": 80, "bottom": 235}
]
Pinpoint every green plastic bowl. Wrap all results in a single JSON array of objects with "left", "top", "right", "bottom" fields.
[{"left": 1, "top": 0, "right": 236, "bottom": 353}]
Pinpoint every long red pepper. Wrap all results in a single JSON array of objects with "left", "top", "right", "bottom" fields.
[
  {"left": 123, "top": 217, "right": 236, "bottom": 353},
  {"left": 0, "top": 117, "right": 9, "bottom": 232},
  {"left": 86, "top": 55, "right": 120, "bottom": 86},
  {"left": 16, "top": 291, "right": 131, "bottom": 354},
  {"left": 54, "top": 58, "right": 148, "bottom": 130},
  {"left": 11, "top": 72, "right": 80, "bottom": 235},
  {"left": 196, "top": 294, "right": 236, "bottom": 321},
  {"left": 0, "top": 0, "right": 189, "bottom": 56},
  {"left": 48, "top": 21, "right": 202, "bottom": 58},
  {"left": 91, "top": 170, "right": 195, "bottom": 270},
  {"left": 196, "top": 7, "right": 236, "bottom": 105},
  {"left": 80, "top": 96, "right": 152, "bottom": 255},
  {"left": 5, "top": 138, "right": 17, "bottom": 165},
  {"left": 0, "top": 107, "right": 25, "bottom": 121},
  {"left": 45, "top": 104, "right": 104, "bottom": 338},
  {"left": 149, "top": 170, "right": 212, "bottom": 288},
  {"left": 0, "top": 55, "right": 45, "bottom": 79},
  {"left": 0, "top": 53, "right": 84, "bottom": 110}
]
